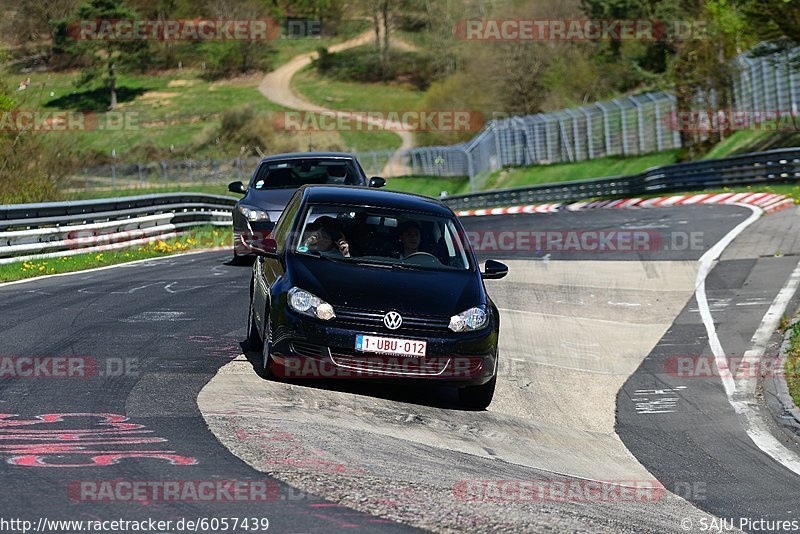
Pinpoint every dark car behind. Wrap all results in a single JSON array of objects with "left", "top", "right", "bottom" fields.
[{"left": 228, "top": 152, "right": 384, "bottom": 262}]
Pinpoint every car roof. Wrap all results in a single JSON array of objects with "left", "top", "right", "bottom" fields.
[
  {"left": 298, "top": 185, "right": 454, "bottom": 216},
  {"left": 260, "top": 152, "right": 356, "bottom": 162}
]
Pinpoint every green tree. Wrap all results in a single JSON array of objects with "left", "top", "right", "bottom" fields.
[
  {"left": 53, "top": 0, "right": 149, "bottom": 109},
  {"left": 742, "top": 0, "right": 800, "bottom": 45},
  {"left": 672, "top": 0, "right": 754, "bottom": 158}
]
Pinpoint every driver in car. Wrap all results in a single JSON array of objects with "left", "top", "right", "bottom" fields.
[
  {"left": 398, "top": 220, "right": 423, "bottom": 259},
  {"left": 303, "top": 217, "right": 351, "bottom": 257}
]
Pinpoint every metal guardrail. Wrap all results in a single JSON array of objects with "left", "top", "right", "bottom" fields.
[
  {"left": 441, "top": 148, "right": 800, "bottom": 210},
  {"left": 3, "top": 147, "right": 799, "bottom": 264},
  {"left": 0, "top": 193, "right": 237, "bottom": 265}
]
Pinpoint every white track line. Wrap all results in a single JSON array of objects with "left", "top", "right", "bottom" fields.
[
  {"left": 0, "top": 249, "right": 224, "bottom": 289},
  {"left": 695, "top": 203, "right": 800, "bottom": 475}
]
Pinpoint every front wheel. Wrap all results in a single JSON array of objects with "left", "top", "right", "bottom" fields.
[
  {"left": 255, "top": 320, "right": 281, "bottom": 380},
  {"left": 458, "top": 375, "right": 496, "bottom": 410}
]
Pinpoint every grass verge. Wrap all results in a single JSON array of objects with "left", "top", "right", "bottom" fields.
[
  {"left": 484, "top": 151, "right": 680, "bottom": 190},
  {"left": 292, "top": 60, "right": 425, "bottom": 112},
  {"left": 0, "top": 225, "right": 231, "bottom": 283},
  {"left": 385, "top": 176, "right": 470, "bottom": 197},
  {"left": 785, "top": 320, "right": 800, "bottom": 408},
  {"left": 66, "top": 185, "right": 235, "bottom": 200}
]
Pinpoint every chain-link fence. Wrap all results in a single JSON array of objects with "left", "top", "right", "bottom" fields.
[
  {"left": 70, "top": 50, "right": 800, "bottom": 194},
  {"left": 401, "top": 50, "right": 800, "bottom": 187},
  {"left": 67, "top": 150, "right": 396, "bottom": 192}
]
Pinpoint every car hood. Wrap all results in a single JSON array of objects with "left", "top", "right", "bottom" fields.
[
  {"left": 241, "top": 187, "right": 297, "bottom": 215},
  {"left": 290, "top": 254, "right": 483, "bottom": 317}
]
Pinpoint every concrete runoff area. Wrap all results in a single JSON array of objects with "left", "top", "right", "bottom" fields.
[{"left": 199, "top": 259, "right": 717, "bottom": 532}]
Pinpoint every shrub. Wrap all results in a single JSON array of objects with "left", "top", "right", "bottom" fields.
[{"left": 313, "top": 46, "right": 443, "bottom": 90}]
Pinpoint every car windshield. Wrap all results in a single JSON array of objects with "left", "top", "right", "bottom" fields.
[
  {"left": 251, "top": 159, "right": 361, "bottom": 189},
  {"left": 294, "top": 205, "right": 471, "bottom": 271}
]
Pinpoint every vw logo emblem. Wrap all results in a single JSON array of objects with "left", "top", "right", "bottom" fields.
[{"left": 383, "top": 311, "right": 403, "bottom": 330}]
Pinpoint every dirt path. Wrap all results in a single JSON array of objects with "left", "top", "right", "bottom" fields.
[{"left": 258, "top": 29, "right": 417, "bottom": 177}]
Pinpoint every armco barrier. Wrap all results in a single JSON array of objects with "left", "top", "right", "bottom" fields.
[
  {"left": 0, "top": 193, "right": 237, "bottom": 265},
  {"left": 441, "top": 148, "right": 800, "bottom": 211}
]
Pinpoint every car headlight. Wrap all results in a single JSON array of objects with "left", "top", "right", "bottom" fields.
[
  {"left": 238, "top": 205, "right": 270, "bottom": 222},
  {"left": 288, "top": 287, "right": 336, "bottom": 321},
  {"left": 449, "top": 306, "right": 488, "bottom": 332}
]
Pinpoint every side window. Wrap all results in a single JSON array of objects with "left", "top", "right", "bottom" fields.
[
  {"left": 272, "top": 191, "right": 302, "bottom": 249},
  {"left": 250, "top": 162, "right": 268, "bottom": 188}
]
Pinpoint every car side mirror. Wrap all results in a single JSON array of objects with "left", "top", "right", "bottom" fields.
[
  {"left": 228, "top": 181, "right": 246, "bottom": 194},
  {"left": 251, "top": 235, "right": 278, "bottom": 259},
  {"left": 368, "top": 176, "right": 386, "bottom": 188},
  {"left": 481, "top": 259, "right": 508, "bottom": 280}
]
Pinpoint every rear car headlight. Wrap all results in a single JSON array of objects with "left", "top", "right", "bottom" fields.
[
  {"left": 288, "top": 287, "right": 336, "bottom": 321},
  {"left": 238, "top": 205, "right": 270, "bottom": 222},
  {"left": 449, "top": 306, "right": 487, "bottom": 332}
]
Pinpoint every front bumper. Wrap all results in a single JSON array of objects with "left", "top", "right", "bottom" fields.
[{"left": 270, "top": 309, "right": 498, "bottom": 386}]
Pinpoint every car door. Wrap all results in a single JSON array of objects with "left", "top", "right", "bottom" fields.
[{"left": 254, "top": 191, "right": 302, "bottom": 327}]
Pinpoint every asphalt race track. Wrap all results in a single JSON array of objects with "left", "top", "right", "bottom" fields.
[{"left": 1, "top": 204, "right": 800, "bottom": 532}]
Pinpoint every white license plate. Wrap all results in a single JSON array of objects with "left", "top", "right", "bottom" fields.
[{"left": 355, "top": 334, "right": 427, "bottom": 357}]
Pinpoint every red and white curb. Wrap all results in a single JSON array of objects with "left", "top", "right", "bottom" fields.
[{"left": 456, "top": 192, "right": 795, "bottom": 217}]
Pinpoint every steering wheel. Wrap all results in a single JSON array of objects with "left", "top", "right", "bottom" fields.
[{"left": 402, "top": 252, "right": 441, "bottom": 266}]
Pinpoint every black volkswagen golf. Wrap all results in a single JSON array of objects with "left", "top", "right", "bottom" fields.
[{"left": 245, "top": 185, "right": 508, "bottom": 409}]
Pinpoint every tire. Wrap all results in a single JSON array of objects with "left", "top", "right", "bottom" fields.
[
  {"left": 246, "top": 293, "right": 263, "bottom": 351},
  {"left": 458, "top": 375, "right": 496, "bottom": 410},
  {"left": 231, "top": 252, "right": 252, "bottom": 266},
  {"left": 254, "top": 311, "right": 282, "bottom": 380},
  {"left": 256, "top": 328, "right": 278, "bottom": 380}
]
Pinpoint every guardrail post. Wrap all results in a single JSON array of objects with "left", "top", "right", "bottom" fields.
[
  {"left": 647, "top": 93, "right": 664, "bottom": 152},
  {"left": 462, "top": 147, "right": 475, "bottom": 192},
  {"left": 612, "top": 100, "right": 629, "bottom": 156},
  {"left": 137, "top": 163, "right": 143, "bottom": 187},
  {"left": 630, "top": 97, "right": 645, "bottom": 154},
  {"left": 580, "top": 108, "right": 594, "bottom": 160},
  {"left": 597, "top": 102, "right": 612, "bottom": 156}
]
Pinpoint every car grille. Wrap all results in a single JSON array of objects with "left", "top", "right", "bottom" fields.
[
  {"left": 329, "top": 352, "right": 451, "bottom": 376},
  {"left": 334, "top": 307, "right": 451, "bottom": 332}
]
